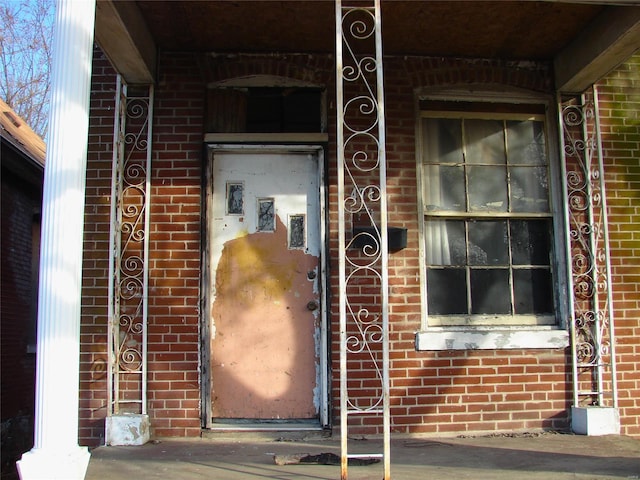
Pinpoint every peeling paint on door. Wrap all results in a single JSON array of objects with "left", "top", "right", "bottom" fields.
[
  {"left": 209, "top": 149, "right": 323, "bottom": 422},
  {"left": 212, "top": 217, "right": 319, "bottom": 418}
]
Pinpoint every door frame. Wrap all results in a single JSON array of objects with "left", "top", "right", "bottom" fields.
[{"left": 200, "top": 143, "right": 330, "bottom": 429}]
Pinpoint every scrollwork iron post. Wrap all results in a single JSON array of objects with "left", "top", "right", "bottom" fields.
[
  {"left": 108, "top": 79, "right": 153, "bottom": 417},
  {"left": 559, "top": 86, "right": 618, "bottom": 411},
  {"left": 336, "top": 1, "right": 390, "bottom": 478}
]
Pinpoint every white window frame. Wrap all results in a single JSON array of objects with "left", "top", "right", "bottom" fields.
[{"left": 415, "top": 89, "right": 570, "bottom": 350}]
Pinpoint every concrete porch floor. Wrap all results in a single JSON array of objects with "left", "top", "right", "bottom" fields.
[{"left": 85, "top": 431, "right": 640, "bottom": 480}]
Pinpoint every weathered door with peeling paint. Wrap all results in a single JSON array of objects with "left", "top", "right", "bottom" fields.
[{"left": 209, "top": 148, "right": 323, "bottom": 422}]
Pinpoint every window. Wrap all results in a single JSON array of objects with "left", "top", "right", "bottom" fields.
[{"left": 417, "top": 98, "right": 569, "bottom": 350}]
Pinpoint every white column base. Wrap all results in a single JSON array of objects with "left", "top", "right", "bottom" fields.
[
  {"left": 571, "top": 406, "right": 620, "bottom": 436},
  {"left": 17, "top": 446, "right": 90, "bottom": 480},
  {"left": 106, "top": 414, "right": 150, "bottom": 446}
]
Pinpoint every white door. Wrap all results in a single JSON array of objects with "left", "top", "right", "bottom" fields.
[{"left": 209, "top": 147, "right": 325, "bottom": 423}]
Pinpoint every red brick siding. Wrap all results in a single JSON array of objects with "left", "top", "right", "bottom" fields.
[
  {"left": 597, "top": 53, "right": 640, "bottom": 437},
  {"left": 81, "top": 49, "right": 639, "bottom": 445},
  {"left": 146, "top": 52, "right": 203, "bottom": 438},
  {"left": 80, "top": 47, "right": 118, "bottom": 445},
  {"left": 1, "top": 169, "right": 39, "bottom": 421},
  {"left": 329, "top": 56, "right": 569, "bottom": 437}
]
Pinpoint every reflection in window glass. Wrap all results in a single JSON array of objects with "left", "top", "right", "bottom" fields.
[
  {"left": 424, "top": 165, "right": 465, "bottom": 212},
  {"left": 465, "top": 119, "right": 505, "bottom": 164},
  {"left": 468, "top": 220, "right": 508, "bottom": 265},
  {"left": 226, "top": 182, "right": 244, "bottom": 215},
  {"left": 507, "top": 120, "right": 546, "bottom": 165},
  {"left": 423, "top": 118, "right": 463, "bottom": 164},
  {"left": 257, "top": 198, "right": 275, "bottom": 231},
  {"left": 510, "top": 166, "right": 549, "bottom": 212},
  {"left": 468, "top": 165, "right": 508, "bottom": 212},
  {"left": 289, "top": 215, "right": 305, "bottom": 249}
]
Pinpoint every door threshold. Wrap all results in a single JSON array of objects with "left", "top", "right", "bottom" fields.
[
  {"left": 207, "top": 419, "right": 324, "bottom": 432},
  {"left": 203, "top": 420, "right": 331, "bottom": 441}
]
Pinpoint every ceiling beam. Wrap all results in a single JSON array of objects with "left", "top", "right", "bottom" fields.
[
  {"left": 94, "top": 0, "right": 156, "bottom": 84},
  {"left": 554, "top": 5, "right": 640, "bottom": 93}
]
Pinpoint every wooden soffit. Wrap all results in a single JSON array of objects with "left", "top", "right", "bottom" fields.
[{"left": 94, "top": 1, "right": 640, "bottom": 91}]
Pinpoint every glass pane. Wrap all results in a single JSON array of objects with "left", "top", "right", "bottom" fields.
[
  {"left": 427, "top": 268, "right": 468, "bottom": 314},
  {"left": 424, "top": 165, "right": 465, "bottom": 212},
  {"left": 468, "top": 165, "right": 508, "bottom": 212},
  {"left": 425, "top": 220, "right": 466, "bottom": 266},
  {"left": 468, "top": 220, "right": 509, "bottom": 266},
  {"left": 289, "top": 215, "right": 305, "bottom": 248},
  {"left": 465, "top": 119, "right": 505, "bottom": 164},
  {"left": 226, "top": 182, "right": 244, "bottom": 215},
  {"left": 511, "top": 220, "right": 552, "bottom": 265},
  {"left": 423, "top": 118, "right": 463, "bottom": 164},
  {"left": 470, "top": 269, "right": 511, "bottom": 314},
  {"left": 507, "top": 120, "right": 546, "bottom": 165},
  {"left": 510, "top": 166, "right": 549, "bottom": 212},
  {"left": 257, "top": 198, "right": 275, "bottom": 231},
  {"left": 513, "top": 269, "right": 554, "bottom": 314}
]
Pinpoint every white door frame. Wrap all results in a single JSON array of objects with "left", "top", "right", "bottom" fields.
[{"left": 201, "top": 143, "right": 329, "bottom": 429}]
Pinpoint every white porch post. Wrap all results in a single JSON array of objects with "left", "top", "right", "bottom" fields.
[{"left": 16, "top": 0, "right": 96, "bottom": 479}]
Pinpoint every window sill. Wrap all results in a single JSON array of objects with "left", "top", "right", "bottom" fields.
[{"left": 415, "top": 326, "right": 569, "bottom": 351}]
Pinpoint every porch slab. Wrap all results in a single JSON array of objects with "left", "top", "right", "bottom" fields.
[{"left": 85, "top": 431, "right": 640, "bottom": 480}]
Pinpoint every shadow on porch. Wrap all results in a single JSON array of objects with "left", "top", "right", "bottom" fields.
[{"left": 85, "top": 431, "right": 640, "bottom": 480}]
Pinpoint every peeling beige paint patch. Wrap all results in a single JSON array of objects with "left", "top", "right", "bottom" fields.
[{"left": 211, "top": 217, "right": 320, "bottom": 419}]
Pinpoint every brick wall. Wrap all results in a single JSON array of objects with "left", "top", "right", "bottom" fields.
[
  {"left": 597, "top": 53, "right": 640, "bottom": 437},
  {"left": 80, "top": 49, "right": 639, "bottom": 445},
  {"left": 1, "top": 170, "right": 39, "bottom": 422},
  {"left": 1, "top": 165, "right": 41, "bottom": 475},
  {"left": 329, "top": 56, "right": 571, "bottom": 436},
  {"left": 146, "top": 52, "right": 203, "bottom": 438},
  {"left": 80, "top": 47, "right": 118, "bottom": 445}
]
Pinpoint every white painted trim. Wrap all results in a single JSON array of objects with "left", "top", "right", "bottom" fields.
[
  {"left": 204, "top": 133, "right": 328, "bottom": 143},
  {"left": 415, "top": 327, "right": 570, "bottom": 350},
  {"left": 203, "top": 144, "right": 330, "bottom": 428}
]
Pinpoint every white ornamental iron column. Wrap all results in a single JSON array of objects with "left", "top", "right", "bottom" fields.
[
  {"left": 335, "top": 0, "right": 390, "bottom": 478},
  {"left": 17, "top": 0, "right": 95, "bottom": 478},
  {"left": 559, "top": 86, "right": 619, "bottom": 435},
  {"left": 105, "top": 79, "right": 153, "bottom": 446}
]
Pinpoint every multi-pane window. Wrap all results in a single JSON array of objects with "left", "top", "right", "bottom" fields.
[{"left": 421, "top": 106, "right": 557, "bottom": 326}]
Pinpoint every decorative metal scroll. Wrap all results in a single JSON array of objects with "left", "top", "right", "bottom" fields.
[
  {"left": 559, "top": 86, "right": 618, "bottom": 409},
  {"left": 108, "top": 79, "right": 153, "bottom": 415},
  {"left": 336, "top": 1, "right": 390, "bottom": 478}
]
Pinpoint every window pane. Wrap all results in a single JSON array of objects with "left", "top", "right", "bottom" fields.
[
  {"left": 507, "top": 120, "right": 546, "bottom": 165},
  {"left": 425, "top": 220, "right": 466, "bottom": 265},
  {"left": 424, "top": 165, "right": 465, "bottom": 212},
  {"left": 470, "top": 269, "right": 511, "bottom": 314},
  {"left": 465, "top": 119, "right": 505, "bottom": 164},
  {"left": 513, "top": 269, "right": 553, "bottom": 314},
  {"left": 423, "top": 118, "right": 463, "bottom": 164},
  {"left": 510, "top": 166, "right": 549, "bottom": 212},
  {"left": 468, "top": 220, "right": 509, "bottom": 265},
  {"left": 510, "top": 219, "right": 552, "bottom": 265},
  {"left": 427, "top": 268, "right": 468, "bottom": 314},
  {"left": 468, "top": 165, "right": 508, "bottom": 212}
]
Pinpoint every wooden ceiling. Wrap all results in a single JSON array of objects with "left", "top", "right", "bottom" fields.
[
  {"left": 95, "top": 1, "right": 640, "bottom": 90},
  {"left": 135, "top": 1, "right": 605, "bottom": 59}
]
